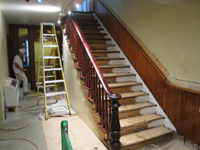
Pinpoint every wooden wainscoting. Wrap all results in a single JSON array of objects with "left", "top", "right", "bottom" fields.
[{"left": 93, "top": 0, "right": 200, "bottom": 145}]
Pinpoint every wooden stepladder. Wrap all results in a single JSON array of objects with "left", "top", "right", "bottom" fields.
[{"left": 37, "top": 22, "right": 71, "bottom": 119}]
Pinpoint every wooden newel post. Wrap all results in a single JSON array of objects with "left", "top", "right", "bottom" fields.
[{"left": 109, "top": 93, "right": 121, "bottom": 150}]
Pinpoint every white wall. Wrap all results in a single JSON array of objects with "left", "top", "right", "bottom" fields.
[
  {"left": 103, "top": 0, "right": 200, "bottom": 83},
  {"left": 0, "top": 10, "right": 9, "bottom": 123}
]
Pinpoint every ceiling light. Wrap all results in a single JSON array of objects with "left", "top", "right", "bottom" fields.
[
  {"left": 76, "top": 4, "right": 80, "bottom": 8},
  {"left": 37, "top": 0, "right": 42, "bottom": 3},
  {"left": 58, "top": 18, "right": 61, "bottom": 24},
  {"left": 25, "top": 6, "right": 61, "bottom": 12},
  {"left": 68, "top": 11, "right": 71, "bottom": 15}
]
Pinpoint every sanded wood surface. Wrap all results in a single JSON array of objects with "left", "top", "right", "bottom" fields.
[
  {"left": 120, "top": 114, "right": 164, "bottom": 128},
  {"left": 119, "top": 102, "right": 156, "bottom": 112}
]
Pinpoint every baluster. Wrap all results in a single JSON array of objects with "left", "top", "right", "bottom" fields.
[
  {"left": 85, "top": 56, "right": 90, "bottom": 87},
  {"left": 105, "top": 92, "right": 108, "bottom": 131},
  {"left": 81, "top": 48, "right": 86, "bottom": 77},
  {"left": 95, "top": 73, "right": 98, "bottom": 112},
  {"left": 98, "top": 78, "right": 101, "bottom": 115},
  {"left": 102, "top": 87, "right": 105, "bottom": 127}
]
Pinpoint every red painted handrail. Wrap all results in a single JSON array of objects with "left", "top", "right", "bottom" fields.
[{"left": 70, "top": 13, "right": 121, "bottom": 100}]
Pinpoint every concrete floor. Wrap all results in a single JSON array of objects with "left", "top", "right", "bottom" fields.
[{"left": 0, "top": 92, "right": 196, "bottom": 150}]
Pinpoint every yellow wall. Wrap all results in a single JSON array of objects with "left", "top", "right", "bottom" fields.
[
  {"left": 103, "top": 0, "right": 200, "bottom": 83},
  {"left": 0, "top": 10, "right": 9, "bottom": 123}
]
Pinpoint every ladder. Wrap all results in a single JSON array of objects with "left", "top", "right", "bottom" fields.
[{"left": 37, "top": 22, "right": 71, "bottom": 119}]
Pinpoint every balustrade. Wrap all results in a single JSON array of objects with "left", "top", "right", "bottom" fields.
[{"left": 64, "top": 14, "right": 121, "bottom": 150}]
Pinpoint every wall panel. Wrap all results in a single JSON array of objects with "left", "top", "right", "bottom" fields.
[{"left": 94, "top": 0, "right": 200, "bottom": 144}]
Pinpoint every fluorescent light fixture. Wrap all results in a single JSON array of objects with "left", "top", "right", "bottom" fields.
[
  {"left": 68, "top": 11, "right": 71, "bottom": 15},
  {"left": 37, "top": 0, "right": 42, "bottom": 3},
  {"left": 25, "top": 6, "right": 61, "bottom": 12},
  {"left": 58, "top": 18, "right": 61, "bottom": 24},
  {"left": 76, "top": 4, "right": 79, "bottom": 8}
]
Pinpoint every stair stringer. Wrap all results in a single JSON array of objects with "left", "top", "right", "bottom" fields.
[
  {"left": 93, "top": 12, "right": 176, "bottom": 131},
  {"left": 62, "top": 33, "right": 105, "bottom": 141},
  {"left": 62, "top": 32, "right": 110, "bottom": 147}
]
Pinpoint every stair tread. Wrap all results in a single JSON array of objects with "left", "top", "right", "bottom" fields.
[
  {"left": 103, "top": 73, "right": 135, "bottom": 77},
  {"left": 99, "top": 65, "right": 130, "bottom": 68},
  {"left": 92, "top": 50, "right": 119, "bottom": 53},
  {"left": 120, "top": 91, "right": 149, "bottom": 98},
  {"left": 120, "top": 114, "right": 164, "bottom": 128},
  {"left": 119, "top": 102, "right": 156, "bottom": 113},
  {"left": 95, "top": 57, "right": 124, "bottom": 60},
  {"left": 120, "top": 126, "right": 172, "bottom": 146},
  {"left": 108, "top": 81, "right": 142, "bottom": 88}
]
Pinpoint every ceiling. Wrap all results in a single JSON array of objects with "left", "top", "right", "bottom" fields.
[{"left": 0, "top": 0, "right": 84, "bottom": 26}]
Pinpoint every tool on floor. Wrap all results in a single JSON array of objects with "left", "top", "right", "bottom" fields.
[{"left": 36, "top": 22, "right": 71, "bottom": 119}]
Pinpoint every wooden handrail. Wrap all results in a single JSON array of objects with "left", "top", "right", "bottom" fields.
[{"left": 71, "top": 13, "right": 121, "bottom": 99}]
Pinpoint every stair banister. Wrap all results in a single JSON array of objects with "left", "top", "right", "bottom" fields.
[{"left": 65, "top": 13, "right": 121, "bottom": 150}]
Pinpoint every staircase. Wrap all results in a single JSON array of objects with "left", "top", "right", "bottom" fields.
[{"left": 67, "top": 12, "right": 174, "bottom": 150}]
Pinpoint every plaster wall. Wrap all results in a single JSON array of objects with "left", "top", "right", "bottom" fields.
[
  {"left": 0, "top": 10, "right": 9, "bottom": 123},
  {"left": 103, "top": 0, "right": 200, "bottom": 83},
  {"left": 62, "top": 34, "right": 99, "bottom": 137}
]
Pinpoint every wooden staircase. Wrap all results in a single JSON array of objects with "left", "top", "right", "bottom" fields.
[{"left": 69, "top": 12, "right": 174, "bottom": 150}]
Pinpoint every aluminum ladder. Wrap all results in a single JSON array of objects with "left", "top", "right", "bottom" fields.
[{"left": 37, "top": 22, "right": 71, "bottom": 119}]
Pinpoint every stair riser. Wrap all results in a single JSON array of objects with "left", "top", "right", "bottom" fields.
[
  {"left": 96, "top": 60, "right": 124, "bottom": 65},
  {"left": 100, "top": 68, "right": 130, "bottom": 73},
  {"left": 104, "top": 76, "right": 136, "bottom": 83},
  {"left": 81, "top": 30, "right": 102, "bottom": 33},
  {"left": 87, "top": 40, "right": 108, "bottom": 44},
  {"left": 89, "top": 45, "right": 115, "bottom": 50},
  {"left": 119, "top": 97, "right": 136, "bottom": 105},
  {"left": 131, "top": 85, "right": 142, "bottom": 92},
  {"left": 79, "top": 24, "right": 100, "bottom": 28},
  {"left": 76, "top": 20, "right": 98, "bottom": 24},
  {"left": 75, "top": 16, "right": 96, "bottom": 20},
  {"left": 116, "top": 76, "right": 136, "bottom": 82},
  {"left": 140, "top": 107, "right": 156, "bottom": 115},
  {"left": 109, "top": 86, "right": 132, "bottom": 93},
  {"left": 135, "top": 95, "right": 149, "bottom": 103},
  {"left": 93, "top": 53, "right": 119, "bottom": 57},
  {"left": 119, "top": 109, "right": 140, "bottom": 119},
  {"left": 112, "top": 68, "right": 130, "bottom": 73},
  {"left": 84, "top": 34, "right": 107, "bottom": 39},
  {"left": 119, "top": 95, "right": 149, "bottom": 105}
]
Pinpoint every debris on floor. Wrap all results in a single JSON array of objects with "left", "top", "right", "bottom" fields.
[
  {"left": 38, "top": 102, "right": 76, "bottom": 119},
  {"left": 47, "top": 103, "right": 69, "bottom": 116}
]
